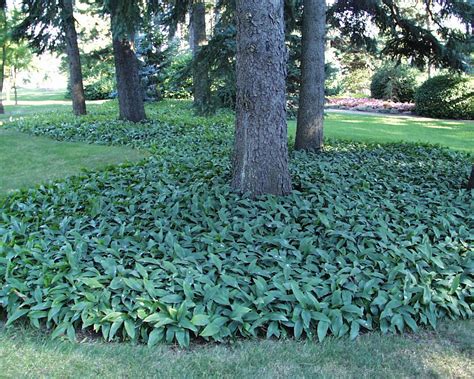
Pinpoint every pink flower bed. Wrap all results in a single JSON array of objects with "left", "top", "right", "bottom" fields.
[{"left": 326, "top": 97, "right": 415, "bottom": 114}]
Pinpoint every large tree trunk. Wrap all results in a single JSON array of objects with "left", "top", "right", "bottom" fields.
[
  {"left": 110, "top": 21, "right": 146, "bottom": 122},
  {"left": 190, "top": 1, "right": 210, "bottom": 114},
  {"left": 112, "top": 37, "right": 146, "bottom": 122},
  {"left": 231, "top": 0, "right": 292, "bottom": 197},
  {"left": 60, "top": 0, "right": 86, "bottom": 116},
  {"left": 295, "top": 0, "right": 326, "bottom": 151}
]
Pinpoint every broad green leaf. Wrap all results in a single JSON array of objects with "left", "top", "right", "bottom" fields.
[
  {"left": 200, "top": 317, "right": 227, "bottom": 338},
  {"left": 124, "top": 319, "right": 136, "bottom": 340},
  {"left": 148, "top": 328, "right": 164, "bottom": 347},
  {"left": 191, "top": 314, "right": 210, "bottom": 326},
  {"left": 317, "top": 321, "right": 330, "bottom": 342}
]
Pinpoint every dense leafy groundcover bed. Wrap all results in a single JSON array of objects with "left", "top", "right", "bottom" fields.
[{"left": 1, "top": 102, "right": 473, "bottom": 347}]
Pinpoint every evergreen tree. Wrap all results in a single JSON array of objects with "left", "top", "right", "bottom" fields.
[
  {"left": 161, "top": 0, "right": 212, "bottom": 113},
  {"left": 15, "top": 0, "right": 87, "bottom": 115},
  {"left": 294, "top": 0, "right": 473, "bottom": 149},
  {"left": 294, "top": 0, "right": 326, "bottom": 152},
  {"left": 103, "top": 0, "right": 146, "bottom": 122},
  {"left": 61, "top": 0, "right": 86, "bottom": 115},
  {"left": 0, "top": 0, "right": 7, "bottom": 114},
  {"left": 190, "top": 0, "right": 210, "bottom": 114},
  {"left": 328, "top": 0, "right": 473, "bottom": 71}
]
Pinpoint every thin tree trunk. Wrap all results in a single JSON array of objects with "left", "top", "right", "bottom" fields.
[
  {"left": 0, "top": 1, "right": 5, "bottom": 116},
  {"left": 191, "top": 1, "right": 210, "bottom": 114},
  {"left": 213, "top": 1, "right": 221, "bottom": 34},
  {"left": 231, "top": 0, "right": 292, "bottom": 197},
  {"left": 60, "top": 0, "right": 86, "bottom": 116},
  {"left": 13, "top": 66, "right": 17, "bottom": 105},
  {"left": 168, "top": 22, "right": 177, "bottom": 41},
  {"left": 0, "top": 45, "right": 6, "bottom": 114},
  {"left": 295, "top": 0, "right": 326, "bottom": 151},
  {"left": 6, "top": 66, "right": 11, "bottom": 102}
]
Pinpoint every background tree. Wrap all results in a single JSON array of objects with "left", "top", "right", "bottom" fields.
[
  {"left": 231, "top": 0, "right": 292, "bottom": 197},
  {"left": 200, "top": 0, "right": 236, "bottom": 109},
  {"left": 328, "top": 0, "right": 473, "bottom": 71},
  {"left": 14, "top": 0, "right": 87, "bottom": 115},
  {"left": 190, "top": 0, "right": 210, "bottom": 114},
  {"left": 294, "top": 0, "right": 326, "bottom": 151},
  {"left": 104, "top": 0, "right": 146, "bottom": 122},
  {"left": 7, "top": 40, "right": 33, "bottom": 105},
  {"left": 60, "top": 0, "right": 86, "bottom": 115},
  {"left": 295, "top": 0, "right": 473, "bottom": 149},
  {"left": 0, "top": 0, "right": 7, "bottom": 114},
  {"left": 163, "top": 0, "right": 212, "bottom": 113}
]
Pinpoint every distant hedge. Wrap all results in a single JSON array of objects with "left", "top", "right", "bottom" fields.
[{"left": 415, "top": 74, "right": 474, "bottom": 120}]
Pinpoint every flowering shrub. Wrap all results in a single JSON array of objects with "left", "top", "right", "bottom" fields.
[{"left": 327, "top": 97, "right": 415, "bottom": 114}]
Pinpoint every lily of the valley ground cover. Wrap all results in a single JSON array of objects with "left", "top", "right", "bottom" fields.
[{"left": 0, "top": 101, "right": 472, "bottom": 347}]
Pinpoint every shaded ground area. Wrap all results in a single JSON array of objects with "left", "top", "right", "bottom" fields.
[{"left": 0, "top": 320, "right": 472, "bottom": 378}]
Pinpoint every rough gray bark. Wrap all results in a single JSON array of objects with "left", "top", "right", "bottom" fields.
[
  {"left": 294, "top": 0, "right": 326, "bottom": 151},
  {"left": 190, "top": 1, "right": 210, "bottom": 114},
  {"left": 109, "top": 8, "right": 146, "bottom": 123},
  {"left": 231, "top": 0, "right": 292, "bottom": 197},
  {"left": 60, "top": 0, "right": 86, "bottom": 116},
  {"left": 467, "top": 165, "right": 474, "bottom": 190},
  {"left": 112, "top": 35, "right": 146, "bottom": 122}
]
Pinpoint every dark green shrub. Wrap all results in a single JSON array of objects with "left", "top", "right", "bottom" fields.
[
  {"left": 325, "top": 63, "right": 344, "bottom": 97},
  {"left": 136, "top": 29, "right": 176, "bottom": 101},
  {"left": 83, "top": 76, "right": 115, "bottom": 100},
  {"left": 79, "top": 47, "right": 116, "bottom": 100},
  {"left": 415, "top": 74, "right": 474, "bottom": 119},
  {"left": 371, "top": 64, "right": 419, "bottom": 103},
  {"left": 161, "top": 53, "right": 193, "bottom": 99}
]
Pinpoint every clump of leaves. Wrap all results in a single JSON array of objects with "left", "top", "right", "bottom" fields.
[{"left": 0, "top": 102, "right": 473, "bottom": 347}]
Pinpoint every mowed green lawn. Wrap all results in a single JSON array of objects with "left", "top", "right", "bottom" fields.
[
  {"left": 0, "top": 129, "right": 147, "bottom": 195},
  {"left": 0, "top": 88, "right": 108, "bottom": 121},
  {"left": 0, "top": 320, "right": 472, "bottom": 378},
  {"left": 289, "top": 112, "right": 474, "bottom": 155},
  {"left": 6, "top": 88, "right": 67, "bottom": 101}
]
